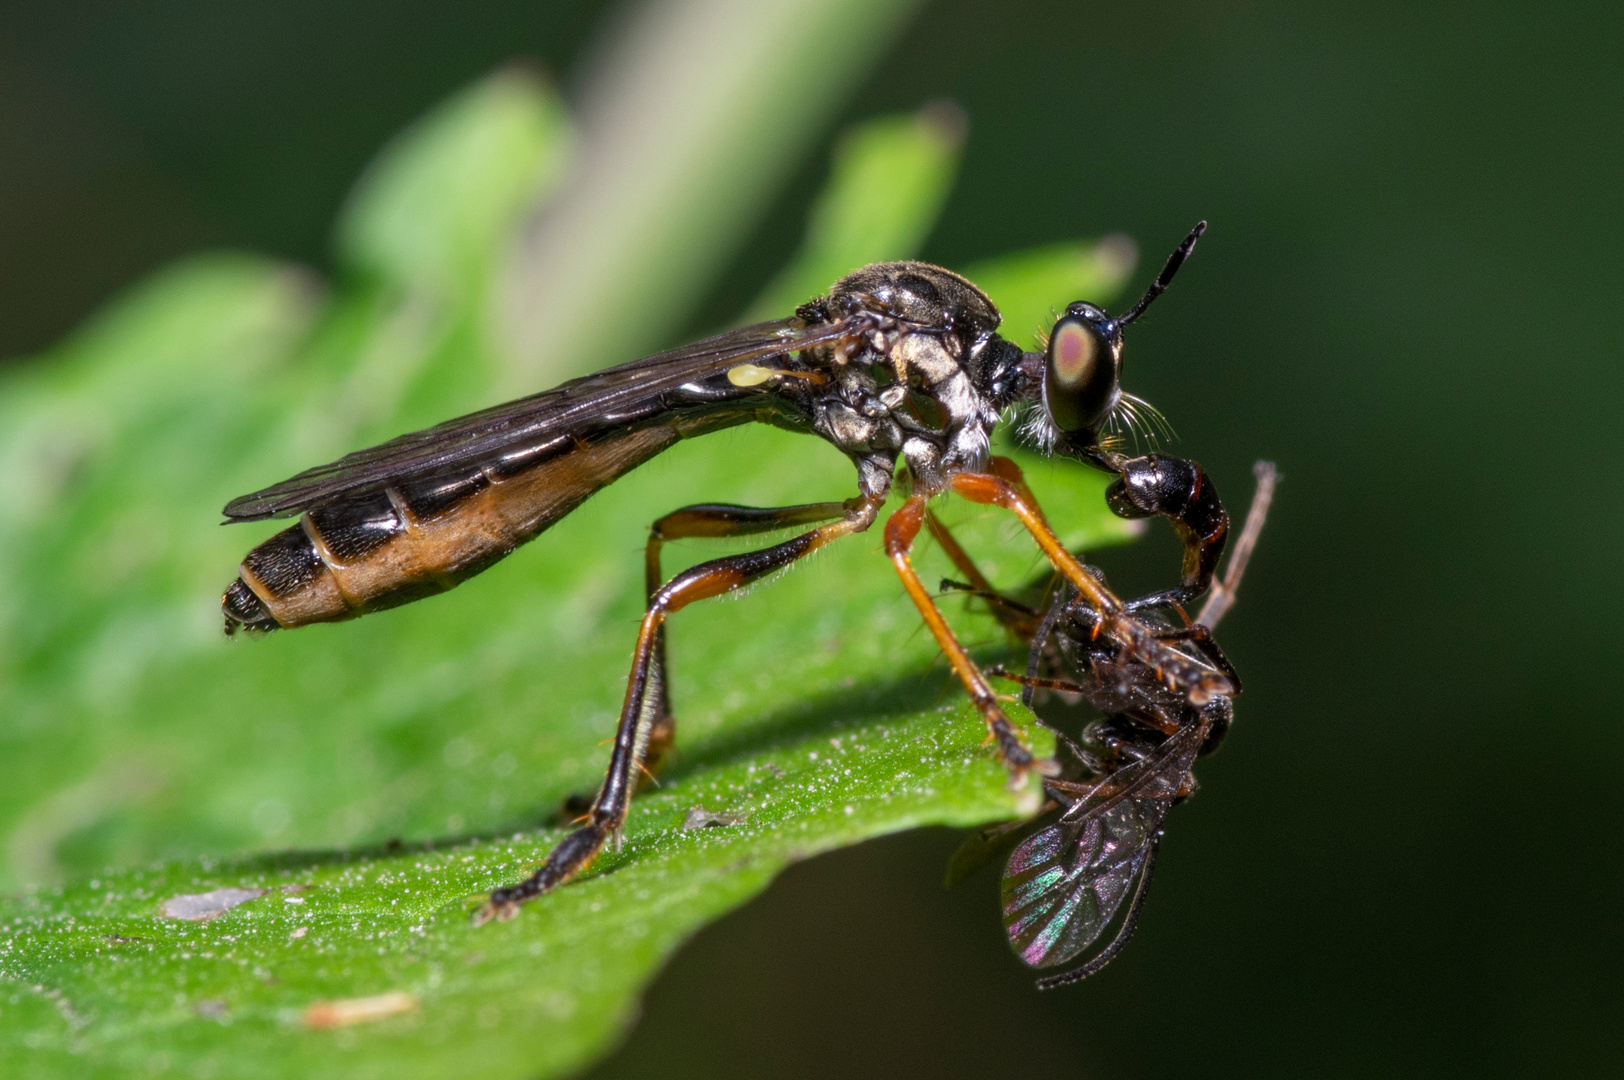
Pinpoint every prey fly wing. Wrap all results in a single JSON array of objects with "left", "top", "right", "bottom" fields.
[{"left": 1001, "top": 711, "right": 1208, "bottom": 982}]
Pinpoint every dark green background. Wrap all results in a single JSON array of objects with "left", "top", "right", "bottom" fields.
[{"left": 3, "top": 1, "right": 1618, "bottom": 1076}]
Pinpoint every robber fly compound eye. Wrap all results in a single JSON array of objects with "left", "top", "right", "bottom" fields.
[
  {"left": 1042, "top": 307, "right": 1122, "bottom": 440},
  {"left": 1041, "top": 221, "right": 1207, "bottom": 453}
]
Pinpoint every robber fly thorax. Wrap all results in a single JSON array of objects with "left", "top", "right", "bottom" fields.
[{"left": 220, "top": 225, "right": 1231, "bottom": 924}]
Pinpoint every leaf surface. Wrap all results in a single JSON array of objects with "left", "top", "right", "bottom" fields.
[{"left": 0, "top": 73, "right": 1144, "bottom": 1079}]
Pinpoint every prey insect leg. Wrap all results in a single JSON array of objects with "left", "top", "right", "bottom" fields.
[
  {"left": 927, "top": 510, "right": 1124, "bottom": 709},
  {"left": 1196, "top": 460, "right": 1277, "bottom": 629},
  {"left": 925, "top": 510, "right": 1045, "bottom": 640},
  {"left": 474, "top": 496, "right": 879, "bottom": 923}
]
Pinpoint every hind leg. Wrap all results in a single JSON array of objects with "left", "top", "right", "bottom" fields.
[{"left": 475, "top": 497, "right": 877, "bottom": 923}]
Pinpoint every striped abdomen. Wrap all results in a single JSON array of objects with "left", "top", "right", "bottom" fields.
[{"left": 223, "top": 426, "right": 678, "bottom": 632}]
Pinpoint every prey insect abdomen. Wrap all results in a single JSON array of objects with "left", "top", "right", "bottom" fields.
[{"left": 224, "top": 425, "right": 680, "bottom": 631}]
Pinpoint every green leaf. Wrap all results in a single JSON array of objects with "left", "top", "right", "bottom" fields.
[
  {"left": 964, "top": 236, "right": 1139, "bottom": 352},
  {"left": 0, "top": 75, "right": 576, "bottom": 885},
  {"left": 336, "top": 68, "right": 571, "bottom": 293},
  {"left": 490, "top": 0, "right": 931, "bottom": 393},
  {"left": 321, "top": 69, "right": 574, "bottom": 434},
  {"left": 0, "top": 64, "right": 1152, "bottom": 1079},
  {"left": 0, "top": 702, "right": 1049, "bottom": 1079},
  {"left": 0, "top": 254, "right": 320, "bottom": 707},
  {"left": 748, "top": 104, "right": 967, "bottom": 318}
]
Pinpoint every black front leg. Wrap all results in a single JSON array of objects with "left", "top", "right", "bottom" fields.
[{"left": 1104, "top": 454, "right": 1229, "bottom": 616}]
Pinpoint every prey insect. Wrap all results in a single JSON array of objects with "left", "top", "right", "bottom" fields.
[
  {"left": 960, "top": 461, "right": 1275, "bottom": 987},
  {"left": 219, "top": 225, "right": 1227, "bottom": 923}
]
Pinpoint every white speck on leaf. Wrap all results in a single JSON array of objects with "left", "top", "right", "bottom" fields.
[
  {"left": 158, "top": 888, "right": 265, "bottom": 922},
  {"left": 303, "top": 991, "right": 417, "bottom": 1029},
  {"left": 682, "top": 808, "right": 748, "bottom": 830}
]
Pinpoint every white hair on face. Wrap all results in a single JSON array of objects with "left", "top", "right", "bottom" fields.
[
  {"left": 1012, "top": 401, "right": 1060, "bottom": 455},
  {"left": 1103, "top": 391, "right": 1175, "bottom": 454}
]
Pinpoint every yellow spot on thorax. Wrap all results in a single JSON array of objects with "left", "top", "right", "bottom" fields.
[{"left": 726, "top": 363, "right": 780, "bottom": 387}]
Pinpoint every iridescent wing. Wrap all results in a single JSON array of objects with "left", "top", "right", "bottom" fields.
[
  {"left": 223, "top": 316, "right": 856, "bottom": 521},
  {"left": 1000, "top": 713, "right": 1208, "bottom": 982}
]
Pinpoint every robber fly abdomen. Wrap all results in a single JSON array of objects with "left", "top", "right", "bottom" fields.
[{"left": 224, "top": 426, "right": 681, "bottom": 630}]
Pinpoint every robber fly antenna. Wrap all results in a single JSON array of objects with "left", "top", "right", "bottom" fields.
[{"left": 1117, "top": 221, "right": 1207, "bottom": 327}]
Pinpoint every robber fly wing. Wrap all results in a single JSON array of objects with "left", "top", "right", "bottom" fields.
[
  {"left": 222, "top": 316, "right": 856, "bottom": 521},
  {"left": 1001, "top": 715, "right": 1207, "bottom": 972}
]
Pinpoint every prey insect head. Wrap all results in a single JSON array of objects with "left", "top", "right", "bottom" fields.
[{"left": 1041, "top": 221, "right": 1206, "bottom": 455}]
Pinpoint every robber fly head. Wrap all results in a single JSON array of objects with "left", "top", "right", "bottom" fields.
[{"left": 1041, "top": 222, "right": 1206, "bottom": 452}]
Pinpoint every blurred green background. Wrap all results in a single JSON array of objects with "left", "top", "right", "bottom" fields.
[{"left": 2, "top": 1, "right": 1619, "bottom": 1077}]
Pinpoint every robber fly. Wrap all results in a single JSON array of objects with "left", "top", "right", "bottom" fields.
[
  {"left": 220, "top": 224, "right": 1230, "bottom": 924},
  {"left": 967, "top": 462, "right": 1276, "bottom": 987}
]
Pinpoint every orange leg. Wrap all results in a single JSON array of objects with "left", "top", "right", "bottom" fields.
[
  {"left": 885, "top": 495, "right": 1055, "bottom": 782},
  {"left": 925, "top": 510, "right": 1045, "bottom": 640},
  {"left": 924, "top": 510, "right": 1001, "bottom": 596},
  {"left": 949, "top": 457, "right": 1125, "bottom": 621},
  {"left": 950, "top": 457, "right": 1233, "bottom": 704}
]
